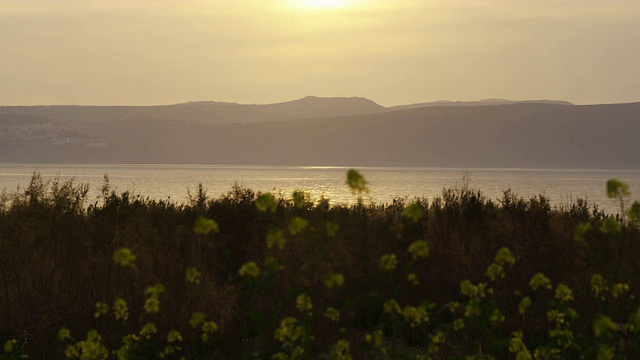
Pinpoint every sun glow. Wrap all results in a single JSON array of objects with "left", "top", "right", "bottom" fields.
[{"left": 290, "top": 0, "right": 352, "bottom": 10}]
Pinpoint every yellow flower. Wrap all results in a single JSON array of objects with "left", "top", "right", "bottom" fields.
[
  {"left": 330, "top": 340, "right": 352, "bottom": 360},
  {"left": 494, "top": 247, "right": 515, "bottom": 266},
  {"left": 591, "top": 274, "right": 608, "bottom": 300},
  {"left": 144, "top": 298, "right": 160, "bottom": 314},
  {"left": 140, "top": 323, "right": 157, "bottom": 339},
  {"left": 238, "top": 261, "right": 260, "bottom": 278},
  {"left": 113, "top": 248, "right": 136, "bottom": 267},
  {"left": 296, "top": 293, "right": 313, "bottom": 314},
  {"left": 383, "top": 299, "right": 402, "bottom": 315},
  {"left": 255, "top": 193, "right": 277, "bottom": 213},
  {"left": 508, "top": 331, "right": 532, "bottom": 360},
  {"left": 612, "top": 283, "right": 630, "bottom": 299},
  {"left": 555, "top": 284, "right": 574, "bottom": 303},
  {"left": 75, "top": 330, "right": 108, "bottom": 360},
  {"left": 266, "top": 228, "right": 286, "bottom": 250},
  {"left": 113, "top": 297, "right": 129, "bottom": 321},
  {"left": 274, "top": 317, "right": 305, "bottom": 343},
  {"left": 402, "top": 304, "right": 429, "bottom": 328},
  {"left": 143, "top": 283, "right": 164, "bottom": 314},
  {"left": 201, "top": 321, "right": 219, "bottom": 342},
  {"left": 363, "top": 330, "right": 383, "bottom": 349},
  {"left": 3, "top": 339, "right": 17, "bottom": 354},
  {"left": 407, "top": 272, "right": 420, "bottom": 285},
  {"left": 65, "top": 345, "right": 79, "bottom": 358},
  {"left": 189, "top": 312, "right": 206, "bottom": 329},
  {"left": 401, "top": 203, "right": 423, "bottom": 223},
  {"left": 529, "top": 273, "right": 552, "bottom": 291},
  {"left": 185, "top": 267, "right": 202, "bottom": 284},
  {"left": 489, "top": 309, "right": 505, "bottom": 325},
  {"left": 408, "top": 240, "right": 429, "bottom": 259},
  {"left": 288, "top": 216, "right": 309, "bottom": 236},
  {"left": 57, "top": 327, "right": 72, "bottom": 342},
  {"left": 486, "top": 263, "right": 505, "bottom": 281},
  {"left": 144, "top": 283, "right": 166, "bottom": 298},
  {"left": 193, "top": 216, "right": 219, "bottom": 235},
  {"left": 324, "top": 273, "right": 345, "bottom": 288},
  {"left": 346, "top": 169, "right": 368, "bottom": 195},
  {"left": 166, "top": 329, "right": 183, "bottom": 343},
  {"left": 379, "top": 254, "right": 397, "bottom": 271},
  {"left": 547, "top": 310, "right": 566, "bottom": 326},
  {"left": 518, "top": 297, "right": 531, "bottom": 315},
  {"left": 593, "top": 314, "right": 619, "bottom": 338},
  {"left": 324, "top": 307, "right": 340, "bottom": 322},
  {"left": 94, "top": 302, "right": 108, "bottom": 318},
  {"left": 460, "top": 280, "right": 488, "bottom": 298},
  {"left": 326, "top": 222, "right": 339, "bottom": 237},
  {"left": 202, "top": 321, "right": 218, "bottom": 333}
]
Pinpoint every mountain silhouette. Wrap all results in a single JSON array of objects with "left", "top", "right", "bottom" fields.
[{"left": 1, "top": 97, "right": 639, "bottom": 169}]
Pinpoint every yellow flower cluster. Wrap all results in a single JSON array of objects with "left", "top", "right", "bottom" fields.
[
  {"left": 113, "top": 247, "right": 136, "bottom": 268},
  {"left": 329, "top": 340, "right": 352, "bottom": 360},
  {"left": 379, "top": 254, "right": 397, "bottom": 271},
  {"left": 324, "top": 307, "right": 340, "bottom": 322},
  {"left": 266, "top": 228, "right": 286, "bottom": 250},
  {"left": 383, "top": 299, "right": 402, "bottom": 315},
  {"left": 3, "top": 339, "right": 17, "bottom": 354},
  {"left": 408, "top": 240, "right": 429, "bottom": 260},
  {"left": 143, "top": 283, "right": 165, "bottom": 314},
  {"left": 274, "top": 317, "right": 305, "bottom": 344},
  {"left": 324, "top": 272, "right": 345, "bottom": 288},
  {"left": 591, "top": 274, "right": 608, "bottom": 300},
  {"left": 255, "top": 193, "right": 277, "bottom": 213},
  {"left": 238, "top": 261, "right": 260, "bottom": 278},
  {"left": 508, "top": 330, "right": 532, "bottom": 360},
  {"left": 113, "top": 297, "right": 129, "bottom": 321},
  {"left": 296, "top": 293, "right": 313, "bottom": 314},
  {"left": 554, "top": 284, "right": 574, "bottom": 303},
  {"left": 402, "top": 304, "right": 429, "bottom": 328},
  {"left": 185, "top": 267, "right": 202, "bottom": 284},
  {"left": 529, "top": 273, "right": 552, "bottom": 291},
  {"left": 460, "top": 280, "right": 489, "bottom": 299},
  {"left": 201, "top": 321, "right": 219, "bottom": 342},
  {"left": 140, "top": 323, "right": 157, "bottom": 340}
]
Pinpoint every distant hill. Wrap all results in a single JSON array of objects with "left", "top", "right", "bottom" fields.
[
  {"left": 387, "top": 99, "right": 574, "bottom": 111},
  {"left": 0, "top": 96, "right": 384, "bottom": 126},
  {"left": 1, "top": 98, "right": 639, "bottom": 169}
]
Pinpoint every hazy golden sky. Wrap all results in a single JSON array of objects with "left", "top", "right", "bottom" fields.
[{"left": 1, "top": 0, "right": 639, "bottom": 106}]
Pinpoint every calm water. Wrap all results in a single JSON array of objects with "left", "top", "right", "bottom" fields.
[{"left": 1, "top": 164, "right": 640, "bottom": 214}]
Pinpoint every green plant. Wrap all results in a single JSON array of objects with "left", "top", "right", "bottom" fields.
[{"left": 2, "top": 171, "right": 640, "bottom": 358}]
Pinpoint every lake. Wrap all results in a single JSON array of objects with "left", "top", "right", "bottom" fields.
[{"left": 1, "top": 163, "right": 640, "bottom": 215}]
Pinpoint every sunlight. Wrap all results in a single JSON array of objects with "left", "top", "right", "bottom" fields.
[{"left": 289, "top": 0, "right": 352, "bottom": 10}]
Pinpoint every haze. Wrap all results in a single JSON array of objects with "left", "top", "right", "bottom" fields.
[{"left": 2, "top": 0, "right": 640, "bottom": 106}]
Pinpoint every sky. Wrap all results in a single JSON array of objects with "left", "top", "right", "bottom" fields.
[{"left": 1, "top": 0, "right": 640, "bottom": 106}]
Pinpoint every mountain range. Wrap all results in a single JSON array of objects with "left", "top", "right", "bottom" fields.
[{"left": 1, "top": 96, "right": 639, "bottom": 169}]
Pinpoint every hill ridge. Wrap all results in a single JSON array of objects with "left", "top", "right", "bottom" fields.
[{"left": 1, "top": 99, "right": 639, "bottom": 169}]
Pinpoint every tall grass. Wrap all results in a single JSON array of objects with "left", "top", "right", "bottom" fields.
[{"left": 0, "top": 172, "right": 639, "bottom": 359}]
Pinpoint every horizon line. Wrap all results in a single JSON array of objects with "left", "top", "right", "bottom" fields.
[{"left": 4, "top": 96, "right": 640, "bottom": 108}]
